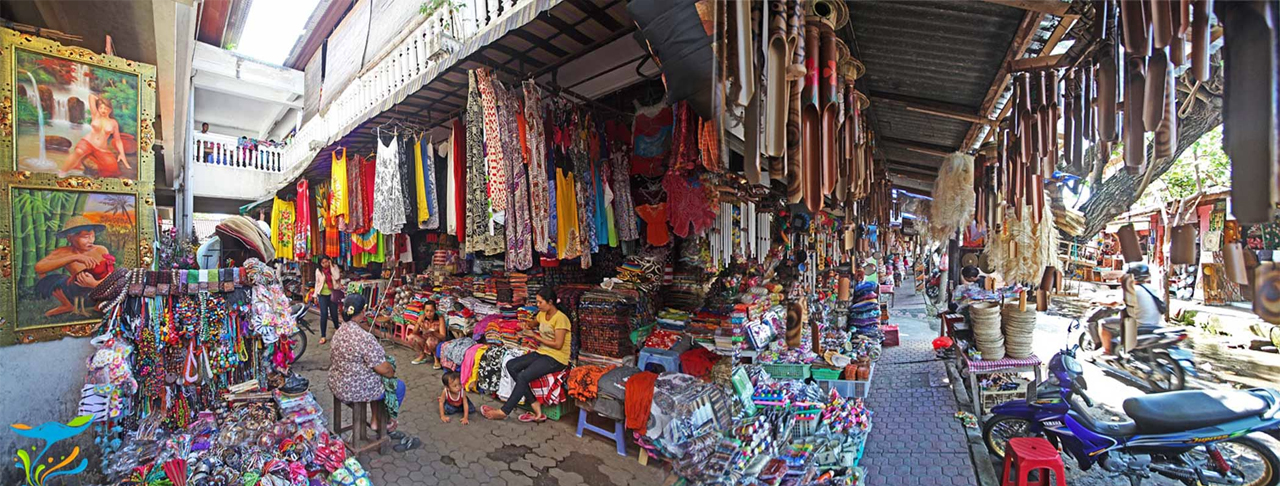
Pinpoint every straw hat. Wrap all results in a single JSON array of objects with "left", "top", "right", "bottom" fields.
[{"left": 56, "top": 216, "right": 106, "bottom": 238}]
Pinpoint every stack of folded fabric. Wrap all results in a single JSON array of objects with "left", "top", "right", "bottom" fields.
[
  {"left": 846, "top": 282, "right": 880, "bottom": 333},
  {"left": 656, "top": 308, "right": 692, "bottom": 330},
  {"left": 577, "top": 295, "right": 638, "bottom": 359}
]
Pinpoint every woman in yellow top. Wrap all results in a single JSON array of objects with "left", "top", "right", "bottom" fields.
[{"left": 482, "top": 287, "right": 571, "bottom": 423}]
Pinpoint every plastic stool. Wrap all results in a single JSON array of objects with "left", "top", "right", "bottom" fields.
[
  {"left": 1002, "top": 437, "right": 1067, "bottom": 486},
  {"left": 637, "top": 348, "right": 681, "bottom": 374},
  {"left": 576, "top": 408, "right": 626, "bottom": 456}
]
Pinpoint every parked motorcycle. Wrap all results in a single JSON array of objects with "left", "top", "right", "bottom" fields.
[
  {"left": 983, "top": 323, "right": 1280, "bottom": 486},
  {"left": 1079, "top": 305, "right": 1193, "bottom": 392},
  {"left": 287, "top": 300, "right": 315, "bottom": 363}
]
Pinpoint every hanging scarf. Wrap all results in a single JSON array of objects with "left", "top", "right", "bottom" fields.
[
  {"left": 295, "top": 179, "right": 312, "bottom": 260},
  {"left": 624, "top": 371, "right": 659, "bottom": 431},
  {"left": 524, "top": 81, "right": 551, "bottom": 253},
  {"left": 476, "top": 68, "right": 508, "bottom": 215}
]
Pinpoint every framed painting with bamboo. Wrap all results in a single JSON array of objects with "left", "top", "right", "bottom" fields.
[{"left": 0, "top": 27, "right": 156, "bottom": 346}]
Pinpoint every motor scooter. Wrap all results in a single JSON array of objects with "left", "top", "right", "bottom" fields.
[
  {"left": 983, "top": 321, "right": 1280, "bottom": 486},
  {"left": 286, "top": 299, "right": 316, "bottom": 363},
  {"left": 1079, "top": 303, "right": 1195, "bottom": 392}
]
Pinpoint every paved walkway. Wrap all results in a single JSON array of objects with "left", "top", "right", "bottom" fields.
[
  {"left": 860, "top": 285, "right": 981, "bottom": 486},
  {"left": 293, "top": 335, "right": 665, "bottom": 486}
]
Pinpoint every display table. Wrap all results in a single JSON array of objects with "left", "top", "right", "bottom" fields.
[{"left": 959, "top": 353, "right": 1043, "bottom": 416}]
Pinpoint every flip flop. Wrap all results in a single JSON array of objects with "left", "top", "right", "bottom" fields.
[
  {"left": 393, "top": 437, "right": 421, "bottom": 452},
  {"left": 411, "top": 357, "right": 430, "bottom": 365},
  {"left": 432, "top": 363, "right": 442, "bottom": 370},
  {"left": 389, "top": 431, "right": 407, "bottom": 440},
  {"left": 518, "top": 413, "right": 547, "bottom": 423}
]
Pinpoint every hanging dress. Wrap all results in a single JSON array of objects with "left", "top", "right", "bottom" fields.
[
  {"left": 523, "top": 82, "right": 550, "bottom": 253},
  {"left": 398, "top": 136, "right": 419, "bottom": 232},
  {"left": 413, "top": 136, "right": 431, "bottom": 228},
  {"left": 476, "top": 68, "right": 507, "bottom": 216},
  {"left": 348, "top": 155, "right": 365, "bottom": 234},
  {"left": 271, "top": 197, "right": 296, "bottom": 259},
  {"left": 608, "top": 119, "right": 639, "bottom": 242},
  {"left": 554, "top": 133, "right": 581, "bottom": 260},
  {"left": 373, "top": 134, "right": 407, "bottom": 235},
  {"left": 330, "top": 148, "right": 349, "bottom": 227},
  {"left": 295, "top": 179, "right": 312, "bottom": 260},
  {"left": 572, "top": 121, "right": 596, "bottom": 267},
  {"left": 452, "top": 118, "right": 467, "bottom": 242},
  {"left": 444, "top": 137, "right": 457, "bottom": 235},
  {"left": 501, "top": 87, "right": 532, "bottom": 270},
  {"left": 422, "top": 137, "right": 441, "bottom": 230},
  {"left": 465, "top": 70, "right": 505, "bottom": 255}
]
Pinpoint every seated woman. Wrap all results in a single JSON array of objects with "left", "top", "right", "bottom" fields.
[
  {"left": 409, "top": 300, "right": 449, "bottom": 368},
  {"left": 328, "top": 294, "right": 399, "bottom": 431},
  {"left": 482, "top": 287, "right": 572, "bottom": 423}
]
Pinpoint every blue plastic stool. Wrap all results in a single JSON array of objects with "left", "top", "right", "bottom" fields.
[
  {"left": 637, "top": 348, "right": 682, "bottom": 373},
  {"left": 576, "top": 408, "right": 626, "bottom": 456}
]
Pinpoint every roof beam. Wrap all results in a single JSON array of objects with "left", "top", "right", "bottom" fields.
[
  {"left": 980, "top": 14, "right": 1077, "bottom": 146},
  {"left": 881, "top": 137, "right": 956, "bottom": 157},
  {"left": 537, "top": 12, "right": 594, "bottom": 45},
  {"left": 961, "top": 11, "right": 1046, "bottom": 151},
  {"left": 889, "top": 167, "right": 937, "bottom": 180},
  {"left": 566, "top": 0, "right": 625, "bottom": 31},
  {"left": 868, "top": 91, "right": 995, "bottom": 125},
  {"left": 508, "top": 29, "right": 570, "bottom": 57},
  {"left": 978, "top": 0, "right": 1071, "bottom": 17},
  {"left": 1009, "top": 53, "right": 1066, "bottom": 72},
  {"left": 885, "top": 159, "right": 942, "bottom": 174}
]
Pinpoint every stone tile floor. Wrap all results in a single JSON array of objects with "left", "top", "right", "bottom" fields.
[
  {"left": 861, "top": 287, "right": 981, "bottom": 486},
  {"left": 293, "top": 336, "right": 668, "bottom": 486}
]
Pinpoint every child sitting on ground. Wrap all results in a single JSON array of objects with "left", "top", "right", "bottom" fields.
[{"left": 438, "top": 371, "right": 473, "bottom": 424}]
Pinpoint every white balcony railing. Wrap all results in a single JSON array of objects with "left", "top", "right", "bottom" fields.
[
  {"left": 279, "top": 3, "right": 482, "bottom": 174},
  {"left": 192, "top": 131, "right": 287, "bottom": 173}
]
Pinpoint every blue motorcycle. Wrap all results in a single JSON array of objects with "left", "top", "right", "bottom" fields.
[{"left": 982, "top": 329, "right": 1280, "bottom": 486}]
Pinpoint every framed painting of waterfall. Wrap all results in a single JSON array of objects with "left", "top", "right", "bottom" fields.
[
  {"left": 0, "top": 27, "right": 157, "bottom": 346},
  {"left": 11, "top": 47, "right": 141, "bottom": 179}
]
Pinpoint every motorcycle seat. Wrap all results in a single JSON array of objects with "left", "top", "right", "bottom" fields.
[
  {"left": 1068, "top": 410, "right": 1139, "bottom": 437},
  {"left": 1123, "top": 390, "right": 1270, "bottom": 435}
]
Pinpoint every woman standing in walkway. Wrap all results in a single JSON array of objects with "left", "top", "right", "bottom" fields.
[
  {"left": 312, "top": 256, "right": 342, "bottom": 344},
  {"left": 482, "top": 287, "right": 571, "bottom": 423}
]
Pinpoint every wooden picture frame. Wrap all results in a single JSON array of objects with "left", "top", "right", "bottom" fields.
[{"left": 0, "top": 27, "right": 156, "bottom": 346}]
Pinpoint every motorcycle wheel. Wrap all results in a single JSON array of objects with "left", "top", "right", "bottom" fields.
[
  {"left": 982, "top": 415, "right": 1038, "bottom": 460},
  {"left": 1182, "top": 435, "right": 1280, "bottom": 486},
  {"left": 927, "top": 286, "right": 940, "bottom": 299},
  {"left": 289, "top": 330, "right": 307, "bottom": 364},
  {"left": 1270, "top": 326, "right": 1280, "bottom": 350},
  {"left": 1146, "top": 350, "right": 1186, "bottom": 392},
  {"left": 1078, "top": 331, "right": 1097, "bottom": 352}
]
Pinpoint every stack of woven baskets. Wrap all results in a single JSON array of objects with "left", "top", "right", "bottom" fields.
[
  {"left": 1001, "top": 303, "right": 1037, "bottom": 359},
  {"left": 969, "top": 302, "right": 1004, "bottom": 360}
]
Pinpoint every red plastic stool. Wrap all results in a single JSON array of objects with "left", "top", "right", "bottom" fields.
[{"left": 1001, "top": 437, "right": 1067, "bottom": 486}]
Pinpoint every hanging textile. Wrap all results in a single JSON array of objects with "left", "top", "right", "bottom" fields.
[
  {"left": 423, "top": 138, "right": 441, "bottom": 230},
  {"left": 590, "top": 125, "right": 612, "bottom": 247},
  {"left": 295, "top": 179, "right": 312, "bottom": 260},
  {"left": 465, "top": 71, "right": 505, "bottom": 255},
  {"left": 270, "top": 197, "right": 295, "bottom": 259},
  {"left": 330, "top": 148, "right": 349, "bottom": 227},
  {"left": 398, "top": 136, "right": 419, "bottom": 232},
  {"left": 476, "top": 68, "right": 508, "bottom": 216},
  {"left": 348, "top": 154, "right": 366, "bottom": 234},
  {"left": 501, "top": 86, "right": 533, "bottom": 270},
  {"left": 317, "top": 184, "right": 339, "bottom": 258},
  {"left": 634, "top": 176, "right": 670, "bottom": 246},
  {"left": 631, "top": 104, "right": 673, "bottom": 177},
  {"left": 444, "top": 139, "right": 457, "bottom": 235},
  {"left": 573, "top": 119, "right": 596, "bottom": 268},
  {"left": 413, "top": 137, "right": 431, "bottom": 227},
  {"left": 607, "top": 119, "right": 639, "bottom": 242},
  {"left": 451, "top": 119, "right": 466, "bottom": 240},
  {"left": 524, "top": 81, "right": 551, "bottom": 253},
  {"left": 373, "top": 133, "right": 407, "bottom": 235},
  {"left": 554, "top": 139, "right": 582, "bottom": 260},
  {"left": 664, "top": 172, "right": 717, "bottom": 238},
  {"left": 361, "top": 155, "right": 377, "bottom": 234}
]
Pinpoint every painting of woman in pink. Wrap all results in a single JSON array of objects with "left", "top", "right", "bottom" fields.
[{"left": 56, "top": 94, "right": 131, "bottom": 178}]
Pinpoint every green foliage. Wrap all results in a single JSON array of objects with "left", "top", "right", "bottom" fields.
[
  {"left": 91, "top": 69, "right": 140, "bottom": 137},
  {"left": 1162, "top": 125, "right": 1229, "bottom": 199},
  {"left": 420, "top": 0, "right": 459, "bottom": 16},
  {"left": 13, "top": 95, "right": 48, "bottom": 126}
]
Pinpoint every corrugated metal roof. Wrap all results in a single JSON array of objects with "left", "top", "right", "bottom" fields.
[{"left": 842, "top": 0, "right": 1060, "bottom": 171}]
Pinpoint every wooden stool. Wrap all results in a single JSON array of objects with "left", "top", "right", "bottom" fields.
[{"left": 332, "top": 395, "right": 390, "bottom": 458}]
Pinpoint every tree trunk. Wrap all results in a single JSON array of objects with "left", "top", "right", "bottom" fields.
[{"left": 1075, "top": 96, "right": 1222, "bottom": 240}]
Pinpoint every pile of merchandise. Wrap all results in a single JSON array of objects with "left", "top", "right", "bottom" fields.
[{"left": 81, "top": 259, "right": 372, "bottom": 485}]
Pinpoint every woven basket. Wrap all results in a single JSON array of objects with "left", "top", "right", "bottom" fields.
[
  {"left": 1001, "top": 304, "right": 1037, "bottom": 359},
  {"left": 970, "top": 302, "right": 1005, "bottom": 360}
]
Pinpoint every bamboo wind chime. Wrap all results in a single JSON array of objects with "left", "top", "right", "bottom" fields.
[{"left": 753, "top": 0, "right": 871, "bottom": 216}]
